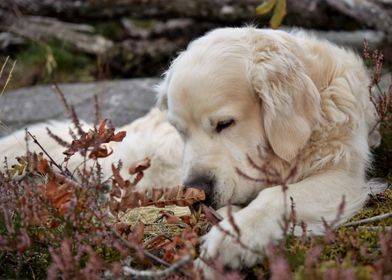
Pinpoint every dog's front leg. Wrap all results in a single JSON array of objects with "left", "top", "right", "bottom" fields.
[{"left": 196, "top": 170, "right": 369, "bottom": 276}]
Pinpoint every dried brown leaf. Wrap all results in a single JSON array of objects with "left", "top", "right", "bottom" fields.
[
  {"left": 112, "top": 186, "right": 205, "bottom": 214},
  {"left": 112, "top": 131, "right": 127, "bottom": 142},
  {"left": 36, "top": 158, "right": 49, "bottom": 174},
  {"left": 128, "top": 157, "right": 151, "bottom": 175},
  {"left": 111, "top": 164, "right": 131, "bottom": 189},
  {"left": 63, "top": 119, "right": 126, "bottom": 160},
  {"left": 89, "top": 146, "right": 113, "bottom": 159}
]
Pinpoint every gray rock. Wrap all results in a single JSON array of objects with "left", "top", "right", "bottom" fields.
[{"left": 0, "top": 78, "right": 160, "bottom": 137}]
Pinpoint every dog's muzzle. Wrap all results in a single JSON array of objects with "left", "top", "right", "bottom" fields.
[{"left": 183, "top": 175, "right": 215, "bottom": 207}]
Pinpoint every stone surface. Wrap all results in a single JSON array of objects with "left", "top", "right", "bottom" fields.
[
  {"left": 0, "top": 78, "right": 159, "bottom": 137},
  {"left": 1, "top": 72, "right": 390, "bottom": 138}
]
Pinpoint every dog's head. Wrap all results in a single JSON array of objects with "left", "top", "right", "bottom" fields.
[{"left": 156, "top": 27, "right": 321, "bottom": 208}]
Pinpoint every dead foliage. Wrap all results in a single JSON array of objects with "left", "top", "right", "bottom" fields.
[
  {"left": 110, "top": 163, "right": 205, "bottom": 213},
  {"left": 1, "top": 45, "right": 392, "bottom": 279},
  {"left": 0, "top": 86, "right": 211, "bottom": 279},
  {"left": 364, "top": 40, "right": 392, "bottom": 135}
]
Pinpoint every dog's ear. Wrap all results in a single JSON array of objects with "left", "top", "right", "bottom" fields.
[
  {"left": 155, "top": 69, "right": 171, "bottom": 110},
  {"left": 250, "top": 38, "right": 321, "bottom": 162},
  {"left": 156, "top": 50, "right": 187, "bottom": 110}
]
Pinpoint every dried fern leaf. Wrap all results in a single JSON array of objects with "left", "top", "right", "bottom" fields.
[{"left": 112, "top": 186, "right": 205, "bottom": 213}]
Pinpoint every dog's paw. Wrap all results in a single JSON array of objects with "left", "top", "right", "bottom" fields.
[
  {"left": 198, "top": 211, "right": 263, "bottom": 273},
  {"left": 194, "top": 258, "right": 217, "bottom": 280}
]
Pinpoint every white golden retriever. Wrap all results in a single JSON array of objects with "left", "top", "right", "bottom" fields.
[{"left": 0, "top": 27, "right": 384, "bottom": 273}]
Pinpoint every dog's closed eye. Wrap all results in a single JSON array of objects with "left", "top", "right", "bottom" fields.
[{"left": 216, "top": 119, "right": 235, "bottom": 133}]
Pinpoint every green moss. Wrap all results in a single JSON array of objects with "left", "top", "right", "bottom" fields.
[
  {"left": 6, "top": 41, "right": 96, "bottom": 89},
  {"left": 15, "top": 43, "right": 47, "bottom": 66},
  {"left": 130, "top": 19, "right": 157, "bottom": 29},
  {"left": 94, "top": 21, "right": 124, "bottom": 38},
  {"left": 349, "top": 189, "right": 392, "bottom": 224},
  {"left": 256, "top": 187, "right": 392, "bottom": 279}
]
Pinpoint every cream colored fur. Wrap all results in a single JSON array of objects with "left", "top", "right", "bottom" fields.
[
  {"left": 0, "top": 27, "right": 384, "bottom": 276},
  {"left": 155, "top": 27, "right": 383, "bottom": 274},
  {"left": 0, "top": 109, "right": 182, "bottom": 190}
]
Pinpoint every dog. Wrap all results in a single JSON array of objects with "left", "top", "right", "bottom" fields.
[
  {"left": 154, "top": 27, "right": 383, "bottom": 273},
  {"left": 0, "top": 27, "right": 384, "bottom": 276}
]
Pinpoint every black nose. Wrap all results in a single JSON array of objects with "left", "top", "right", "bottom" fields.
[{"left": 183, "top": 176, "right": 215, "bottom": 206}]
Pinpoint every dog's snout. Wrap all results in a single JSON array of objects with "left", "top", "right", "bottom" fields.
[{"left": 183, "top": 176, "right": 215, "bottom": 204}]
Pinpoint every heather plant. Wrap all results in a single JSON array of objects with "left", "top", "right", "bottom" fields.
[
  {"left": 0, "top": 44, "right": 392, "bottom": 279},
  {"left": 0, "top": 89, "right": 206, "bottom": 279}
]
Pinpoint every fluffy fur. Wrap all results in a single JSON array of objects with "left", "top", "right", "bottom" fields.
[
  {"left": 155, "top": 27, "right": 383, "bottom": 273},
  {"left": 0, "top": 109, "right": 182, "bottom": 190},
  {"left": 0, "top": 27, "right": 384, "bottom": 275}
]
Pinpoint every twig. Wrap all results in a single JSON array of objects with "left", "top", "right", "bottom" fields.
[
  {"left": 46, "top": 128, "right": 71, "bottom": 148},
  {"left": 357, "top": 226, "right": 392, "bottom": 231},
  {"left": 342, "top": 212, "right": 392, "bottom": 227},
  {"left": 52, "top": 84, "right": 70, "bottom": 112},
  {"left": 24, "top": 128, "right": 30, "bottom": 158},
  {"left": 122, "top": 255, "right": 192, "bottom": 279},
  {"left": 0, "top": 56, "right": 9, "bottom": 80},
  {"left": 227, "top": 203, "right": 241, "bottom": 238},
  {"left": 93, "top": 94, "right": 101, "bottom": 128},
  {"left": 52, "top": 84, "right": 85, "bottom": 137},
  {"left": 1, "top": 58, "right": 16, "bottom": 96},
  {"left": 27, "top": 130, "right": 75, "bottom": 180}
]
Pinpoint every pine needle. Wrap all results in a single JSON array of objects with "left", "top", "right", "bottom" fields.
[{"left": 1, "top": 58, "right": 16, "bottom": 96}]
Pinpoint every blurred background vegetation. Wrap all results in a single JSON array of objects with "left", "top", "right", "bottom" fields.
[{"left": 0, "top": 0, "right": 391, "bottom": 90}]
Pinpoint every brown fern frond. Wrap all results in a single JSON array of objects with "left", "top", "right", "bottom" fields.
[
  {"left": 145, "top": 187, "right": 206, "bottom": 208},
  {"left": 111, "top": 163, "right": 132, "bottom": 190},
  {"left": 110, "top": 186, "right": 206, "bottom": 214},
  {"left": 63, "top": 119, "right": 126, "bottom": 160},
  {"left": 129, "top": 157, "right": 151, "bottom": 175}
]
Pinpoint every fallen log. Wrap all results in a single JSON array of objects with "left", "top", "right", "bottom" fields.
[
  {"left": 2, "top": 14, "right": 113, "bottom": 55},
  {"left": 1, "top": 0, "right": 361, "bottom": 30},
  {"left": 326, "top": 0, "right": 392, "bottom": 41}
]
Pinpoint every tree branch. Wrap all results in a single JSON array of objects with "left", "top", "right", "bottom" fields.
[
  {"left": 27, "top": 130, "right": 75, "bottom": 180},
  {"left": 122, "top": 255, "right": 192, "bottom": 278},
  {"left": 342, "top": 212, "right": 392, "bottom": 227},
  {"left": 3, "top": 14, "right": 113, "bottom": 55}
]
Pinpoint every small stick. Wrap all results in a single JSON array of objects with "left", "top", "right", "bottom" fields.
[
  {"left": 0, "top": 56, "right": 9, "bottom": 79},
  {"left": 342, "top": 212, "right": 392, "bottom": 227},
  {"left": 122, "top": 255, "right": 192, "bottom": 278},
  {"left": 52, "top": 84, "right": 70, "bottom": 112},
  {"left": 27, "top": 131, "right": 75, "bottom": 180},
  {"left": 1, "top": 58, "right": 16, "bottom": 96},
  {"left": 52, "top": 84, "right": 85, "bottom": 136},
  {"left": 93, "top": 94, "right": 101, "bottom": 128},
  {"left": 357, "top": 226, "right": 392, "bottom": 231}
]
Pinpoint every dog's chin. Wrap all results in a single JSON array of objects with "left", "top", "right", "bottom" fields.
[
  {"left": 208, "top": 195, "right": 241, "bottom": 210},
  {"left": 215, "top": 183, "right": 257, "bottom": 208},
  {"left": 192, "top": 191, "right": 224, "bottom": 210},
  {"left": 203, "top": 197, "right": 219, "bottom": 210},
  {"left": 202, "top": 195, "right": 220, "bottom": 210}
]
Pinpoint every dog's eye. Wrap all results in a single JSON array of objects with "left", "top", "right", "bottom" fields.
[{"left": 216, "top": 119, "right": 235, "bottom": 133}]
